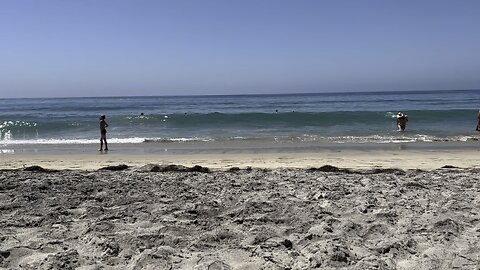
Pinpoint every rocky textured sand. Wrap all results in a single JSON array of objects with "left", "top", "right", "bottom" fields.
[{"left": 1, "top": 164, "right": 480, "bottom": 269}]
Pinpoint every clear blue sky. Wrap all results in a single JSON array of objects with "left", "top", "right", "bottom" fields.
[{"left": 1, "top": 0, "right": 479, "bottom": 98}]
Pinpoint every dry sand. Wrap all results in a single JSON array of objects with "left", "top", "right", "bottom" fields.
[
  {"left": 1, "top": 150, "right": 480, "bottom": 269},
  {"left": 1, "top": 148, "right": 480, "bottom": 170}
]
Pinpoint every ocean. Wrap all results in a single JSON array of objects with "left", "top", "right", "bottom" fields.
[{"left": 1, "top": 90, "right": 480, "bottom": 152}]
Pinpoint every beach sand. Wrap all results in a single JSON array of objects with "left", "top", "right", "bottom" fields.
[
  {"left": 1, "top": 147, "right": 480, "bottom": 170},
  {"left": 1, "top": 148, "right": 480, "bottom": 269}
]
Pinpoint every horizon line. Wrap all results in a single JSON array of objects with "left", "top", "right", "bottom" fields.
[{"left": 2, "top": 88, "right": 480, "bottom": 100}]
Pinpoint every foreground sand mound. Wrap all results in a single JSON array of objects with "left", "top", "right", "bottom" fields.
[{"left": 0, "top": 167, "right": 480, "bottom": 269}]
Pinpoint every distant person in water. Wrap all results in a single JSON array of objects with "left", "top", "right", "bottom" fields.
[
  {"left": 396, "top": 112, "right": 408, "bottom": 131},
  {"left": 99, "top": 114, "right": 109, "bottom": 151},
  {"left": 476, "top": 110, "right": 480, "bottom": 131}
]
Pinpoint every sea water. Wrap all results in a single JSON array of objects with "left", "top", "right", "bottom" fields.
[{"left": 1, "top": 90, "right": 480, "bottom": 149}]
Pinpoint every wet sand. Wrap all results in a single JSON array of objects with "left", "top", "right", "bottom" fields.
[
  {"left": 1, "top": 147, "right": 480, "bottom": 171},
  {"left": 1, "top": 140, "right": 480, "bottom": 170}
]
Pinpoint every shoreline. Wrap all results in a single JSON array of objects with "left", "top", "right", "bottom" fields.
[{"left": 1, "top": 144, "right": 479, "bottom": 170}]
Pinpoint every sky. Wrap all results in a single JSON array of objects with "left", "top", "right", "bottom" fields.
[{"left": 1, "top": 0, "right": 480, "bottom": 98}]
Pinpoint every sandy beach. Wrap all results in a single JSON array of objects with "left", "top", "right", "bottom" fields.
[
  {"left": 1, "top": 144, "right": 480, "bottom": 171},
  {"left": 3, "top": 0, "right": 480, "bottom": 268},
  {"left": 0, "top": 147, "right": 479, "bottom": 269}
]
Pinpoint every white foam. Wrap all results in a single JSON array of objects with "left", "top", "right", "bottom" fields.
[
  {"left": 1, "top": 134, "right": 479, "bottom": 146},
  {"left": 0, "top": 136, "right": 217, "bottom": 145},
  {"left": 0, "top": 137, "right": 146, "bottom": 145},
  {"left": 144, "top": 137, "right": 214, "bottom": 143}
]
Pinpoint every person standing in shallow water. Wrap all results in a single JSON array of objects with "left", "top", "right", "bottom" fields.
[
  {"left": 396, "top": 112, "right": 408, "bottom": 132},
  {"left": 476, "top": 110, "right": 480, "bottom": 131},
  {"left": 99, "top": 114, "right": 109, "bottom": 151}
]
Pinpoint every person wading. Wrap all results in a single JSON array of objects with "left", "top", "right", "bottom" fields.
[{"left": 99, "top": 114, "right": 109, "bottom": 151}]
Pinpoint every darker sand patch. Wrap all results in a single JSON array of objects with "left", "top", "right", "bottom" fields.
[
  {"left": 99, "top": 164, "right": 129, "bottom": 171},
  {"left": 138, "top": 164, "right": 210, "bottom": 173}
]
